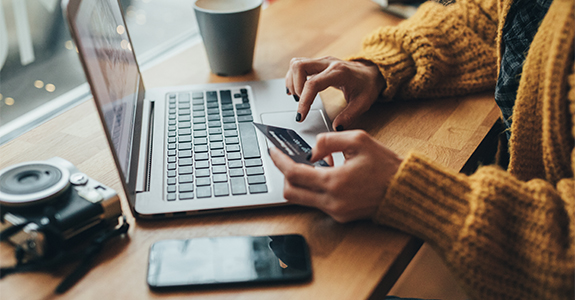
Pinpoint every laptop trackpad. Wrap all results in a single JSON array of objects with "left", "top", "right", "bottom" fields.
[{"left": 260, "top": 110, "right": 344, "bottom": 166}]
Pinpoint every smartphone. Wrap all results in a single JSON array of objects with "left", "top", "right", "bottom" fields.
[{"left": 147, "top": 234, "right": 312, "bottom": 289}]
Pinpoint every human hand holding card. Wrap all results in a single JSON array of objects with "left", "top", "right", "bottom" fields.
[{"left": 253, "top": 122, "right": 330, "bottom": 167}]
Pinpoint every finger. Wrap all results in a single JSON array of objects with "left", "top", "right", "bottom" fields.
[
  {"left": 285, "top": 68, "right": 293, "bottom": 96},
  {"left": 331, "top": 96, "right": 371, "bottom": 130},
  {"left": 297, "top": 65, "right": 346, "bottom": 121},
  {"left": 290, "top": 57, "right": 332, "bottom": 96},
  {"left": 323, "top": 154, "right": 334, "bottom": 166},
  {"left": 282, "top": 178, "right": 326, "bottom": 207},
  {"left": 309, "top": 130, "right": 370, "bottom": 162},
  {"left": 269, "top": 147, "right": 326, "bottom": 190}
]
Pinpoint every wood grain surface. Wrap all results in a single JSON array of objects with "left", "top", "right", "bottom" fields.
[{"left": 0, "top": 0, "right": 499, "bottom": 299}]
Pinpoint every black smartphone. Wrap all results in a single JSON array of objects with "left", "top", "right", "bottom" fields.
[{"left": 147, "top": 234, "right": 312, "bottom": 289}]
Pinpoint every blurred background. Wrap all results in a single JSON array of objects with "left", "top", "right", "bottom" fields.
[{"left": 0, "top": 0, "right": 205, "bottom": 144}]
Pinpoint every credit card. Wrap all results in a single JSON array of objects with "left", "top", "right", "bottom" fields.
[{"left": 253, "top": 122, "right": 330, "bottom": 167}]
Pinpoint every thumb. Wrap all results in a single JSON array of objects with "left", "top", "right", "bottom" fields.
[{"left": 309, "top": 131, "right": 366, "bottom": 162}]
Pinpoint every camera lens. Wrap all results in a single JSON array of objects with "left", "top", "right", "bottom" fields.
[{"left": 0, "top": 162, "right": 70, "bottom": 206}]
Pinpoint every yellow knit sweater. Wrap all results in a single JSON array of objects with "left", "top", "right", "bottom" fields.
[{"left": 352, "top": 0, "right": 575, "bottom": 299}]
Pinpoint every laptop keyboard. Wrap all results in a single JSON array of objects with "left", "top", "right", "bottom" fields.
[{"left": 165, "top": 87, "right": 268, "bottom": 201}]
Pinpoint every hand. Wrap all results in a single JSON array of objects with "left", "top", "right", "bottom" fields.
[
  {"left": 285, "top": 56, "right": 385, "bottom": 131},
  {"left": 269, "top": 130, "right": 402, "bottom": 223}
]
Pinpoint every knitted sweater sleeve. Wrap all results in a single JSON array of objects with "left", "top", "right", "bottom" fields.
[
  {"left": 349, "top": 0, "right": 499, "bottom": 101},
  {"left": 377, "top": 57, "right": 575, "bottom": 298}
]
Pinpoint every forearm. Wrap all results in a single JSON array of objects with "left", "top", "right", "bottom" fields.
[
  {"left": 375, "top": 152, "right": 575, "bottom": 299},
  {"left": 349, "top": 0, "right": 499, "bottom": 101}
]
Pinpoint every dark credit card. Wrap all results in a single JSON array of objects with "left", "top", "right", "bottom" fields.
[{"left": 253, "top": 122, "right": 329, "bottom": 167}]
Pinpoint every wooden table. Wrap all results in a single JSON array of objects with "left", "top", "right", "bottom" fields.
[{"left": 0, "top": 0, "right": 500, "bottom": 299}]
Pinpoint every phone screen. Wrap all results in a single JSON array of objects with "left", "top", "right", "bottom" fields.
[{"left": 147, "top": 234, "right": 312, "bottom": 289}]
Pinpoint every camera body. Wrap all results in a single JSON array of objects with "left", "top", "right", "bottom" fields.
[{"left": 0, "top": 157, "right": 122, "bottom": 261}]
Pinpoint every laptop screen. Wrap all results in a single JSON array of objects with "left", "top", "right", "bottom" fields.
[{"left": 72, "top": 0, "right": 140, "bottom": 181}]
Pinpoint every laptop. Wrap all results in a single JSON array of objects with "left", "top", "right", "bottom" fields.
[{"left": 62, "top": 0, "right": 335, "bottom": 218}]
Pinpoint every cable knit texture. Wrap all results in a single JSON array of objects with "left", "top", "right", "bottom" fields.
[{"left": 353, "top": 0, "right": 575, "bottom": 299}]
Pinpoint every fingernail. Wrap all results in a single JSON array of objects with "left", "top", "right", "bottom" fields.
[
  {"left": 296, "top": 112, "right": 302, "bottom": 122},
  {"left": 336, "top": 125, "right": 344, "bottom": 131},
  {"left": 286, "top": 87, "right": 290, "bottom": 95},
  {"left": 293, "top": 94, "right": 300, "bottom": 102},
  {"left": 306, "top": 152, "right": 312, "bottom": 161}
]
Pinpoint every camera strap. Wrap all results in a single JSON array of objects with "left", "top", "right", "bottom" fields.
[{"left": 0, "top": 216, "right": 130, "bottom": 294}]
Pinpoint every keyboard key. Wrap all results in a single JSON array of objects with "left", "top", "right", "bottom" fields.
[
  {"left": 192, "top": 117, "right": 206, "bottom": 124},
  {"left": 192, "top": 99, "right": 204, "bottom": 105},
  {"left": 179, "top": 166, "right": 193, "bottom": 174},
  {"left": 194, "top": 131, "right": 207, "bottom": 138},
  {"left": 195, "top": 161, "right": 210, "bottom": 169},
  {"left": 208, "top": 114, "right": 221, "bottom": 121},
  {"left": 212, "top": 157, "right": 226, "bottom": 165},
  {"left": 194, "top": 137, "right": 208, "bottom": 145},
  {"left": 192, "top": 105, "right": 205, "bottom": 111},
  {"left": 195, "top": 153, "right": 209, "bottom": 160},
  {"left": 237, "top": 115, "right": 254, "bottom": 122},
  {"left": 227, "top": 152, "right": 241, "bottom": 160},
  {"left": 225, "top": 137, "right": 239, "bottom": 144},
  {"left": 207, "top": 102, "right": 219, "bottom": 109},
  {"left": 206, "top": 91, "right": 217, "bottom": 101},
  {"left": 167, "top": 185, "right": 176, "bottom": 193},
  {"left": 178, "top": 109, "right": 191, "bottom": 116},
  {"left": 220, "top": 90, "right": 232, "bottom": 104},
  {"left": 249, "top": 184, "right": 268, "bottom": 194},
  {"left": 238, "top": 123, "right": 261, "bottom": 159},
  {"left": 168, "top": 131, "right": 176, "bottom": 137},
  {"left": 179, "top": 183, "right": 194, "bottom": 192},
  {"left": 228, "top": 160, "right": 243, "bottom": 168},
  {"left": 213, "top": 174, "right": 228, "bottom": 183},
  {"left": 224, "top": 130, "right": 238, "bottom": 137},
  {"left": 179, "top": 158, "right": 193, "bottom": 166},
  {"left": 214, "top": 183, "right": 229, "bottom": 197},
  {"left": 179, "top": 192, "right": 194, "bottom": 200},
  {"left": 167, "top": 170, "right": 177, "bottom": 177},
  {"left": 178, "top": 135, "right": 192, "bottom": 143},
  {"left": 207, "top": 108, "right": 219, "bottom": 115},
  {"left": 168, "top": 137, "right": 176, "bottom": 144},
  {"left": 178, "top": 150, "right": 192, "bottom": 158},
  {"left": 208, "top": 121, "right": 221, "bottom": 128},
  {"left": 229, "top": 169, "right": 244, "bottom": 177},
  {"left": 167, "top": 193, "right": 177, "bottom": 201},
  {"left": 197, "top": 178, "right": 211, "bottom": 186},
  {"left": 236, "top": 103, "right": 250, "bottom": 109},
  {"left": 193, "top": 124, "right": 206, "bottom": 130},
  {"left": 168, "top": 163, "right": 177, "bottom": 170},
  {"left": 236, "top": 109, "right": 252, "bottom": 116},
  {"left": 210, "top": 142, "right": 224, "bottom": 149},
  {"left": 168, "top": 150, "right": 176, "bottom": 156},
  {"left": 194, "top": 145, "right": 208, "bottom": 153},
  {"left": 167, "top": 178, "right": 176, "bottom": 185},
  {"left": 179, "top": 175, "right": 194, "bottom": 183},
  {"left": 246, "top": 166, "right": 264, "bottom": 176},
  {"left": 178, "top": 143, "right": 192, "bottom": 150},
  {"left": 210, "top": 135, "right": 223, "bottom": 142},
  {"left": 192, "top": 91, "right": 203, "bottom": 99},
  {"left": 167, "top": 157, "right": 176, "bottom": 163},
  {"left": 244, "top": 158, "right": 262, "bottom": 167},
  {"left": 179, "top": 92, "right": 190, "bottom": 102},
  {"left": 178, "top": 122, "right": 191, "bottom": 129},
  {"left": 212, "top": 166, "right": 227, "bottom": 174},
  {"left": 179, "top": 103, "right": 190, "bottom": 109},
  {"left": 247, "top": 175, "right": 266, "bottom": 184},
  {"left": 193, "top": 111, "right": 204, "bottom": 117},
  {"left": 223, "top": 123, "right": 237, "bottom": 130},
  {"left": 208, "top": 128, "right": 223, "bottom": 135},
  {"left": 196, "top": 186, "right": 212, "bottom": 198},
  {"left": 222, "top": 116, "right": 236, "bottom": 123},
  {"left": 222, "top": 110, "right": 234, "bottom": 117},
  {"left": 196, "top": 169, "right": 211, "bottom": 177},
  {"left": 226, "top": 145, "right": 240, "bottom": 152},
  {"left": 230, "top": 177, "right": 247, "bottom": 195},
  {"left": 168, "top": 119, "right": 176, "bottom": 125},
  {"left": 211, "top": 150, "right": 225, "bottom": 157},
  {"left": 179, "top": 128, "right": 191, "bottom": 135},
  {"left": 168, "top": 144, "right": 176, "bottom": 150}
]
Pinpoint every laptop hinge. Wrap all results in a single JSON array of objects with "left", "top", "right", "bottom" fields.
[{"left": 136, "top": 99, "right": 154, "bottom": 192}]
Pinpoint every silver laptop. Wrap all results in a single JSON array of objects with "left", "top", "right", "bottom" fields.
[{"left": 63, "top": 0, "right": 334, "bottom": 218}]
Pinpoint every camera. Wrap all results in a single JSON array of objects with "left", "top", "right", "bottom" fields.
[{"left": 0, "top": 157, "right": 122, "bottom": 262}]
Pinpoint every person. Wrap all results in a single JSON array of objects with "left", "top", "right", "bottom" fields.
[{"left": 269, "top": 0, "right": 575, "bottom": 299}]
